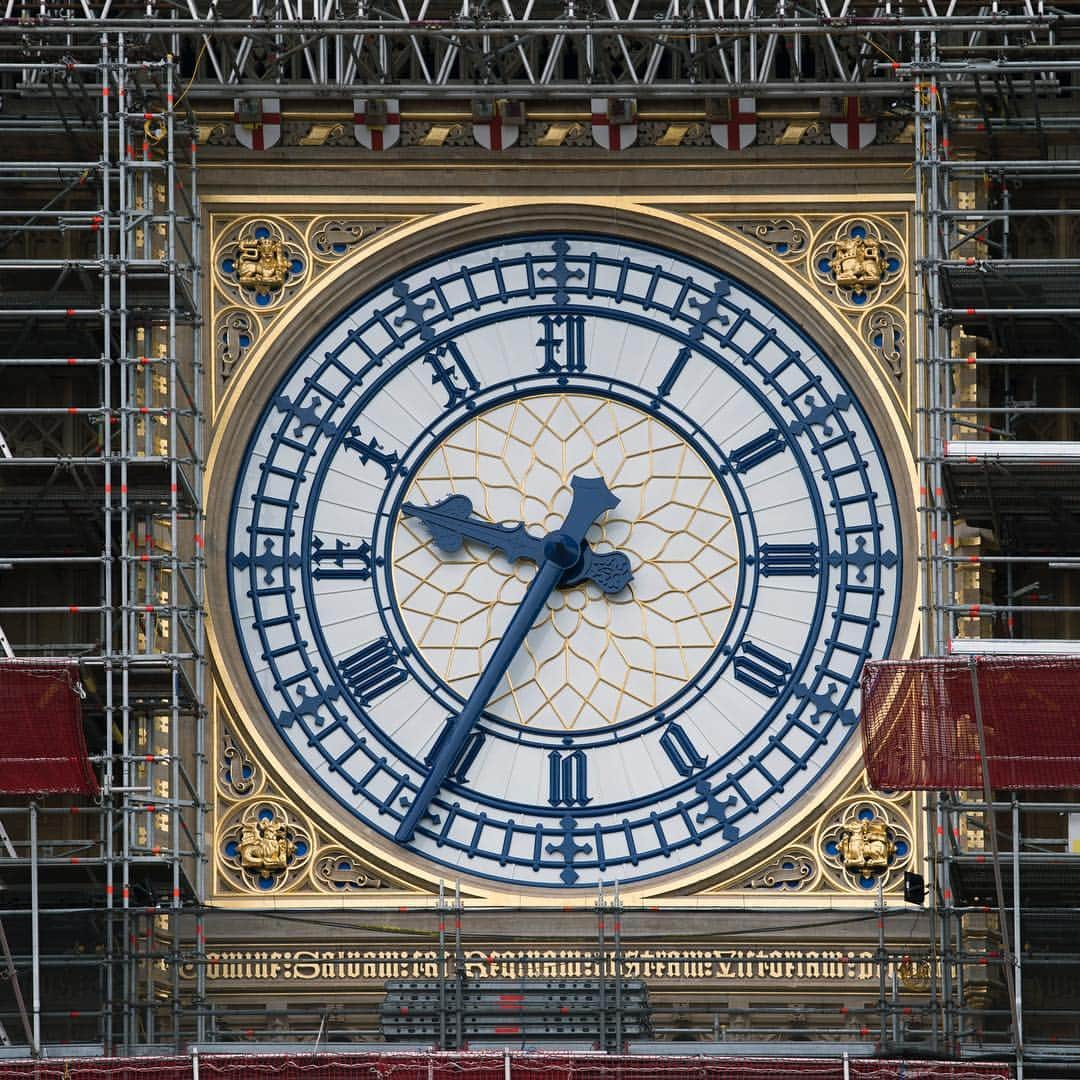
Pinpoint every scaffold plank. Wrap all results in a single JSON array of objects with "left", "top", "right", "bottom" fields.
[
  {"left": 944, "top": 440, "right": 1080, "bottom": 462},
  {"left": 948, "top": 639, "right": 1080, "bottom": 656}
]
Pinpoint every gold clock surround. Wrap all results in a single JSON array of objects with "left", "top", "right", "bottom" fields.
[{"left": 204, "top": 193, "right": 920, "bottom": 907}]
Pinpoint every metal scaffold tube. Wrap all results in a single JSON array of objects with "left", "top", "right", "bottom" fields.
[
  {"left": 0, "top": 28, "right": 205, "bottom": 1053},
  {"left": 0, "top": 0, "right": 1076, "bottom": 1062}
]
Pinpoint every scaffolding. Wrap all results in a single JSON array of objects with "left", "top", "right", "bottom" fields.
[
  {"left": 0, "top": 0, "right": 1078, "bottom": 1071},
  {"left": 0, "top": 38, "right": 205, "bottom": 1054},
  {"left": 910, "top": 14, "right": 1080, "bottom": 1079}
]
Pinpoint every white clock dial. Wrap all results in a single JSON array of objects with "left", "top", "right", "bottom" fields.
[{"left": 227, "top": 232, "right": 904, "bottom": 888}]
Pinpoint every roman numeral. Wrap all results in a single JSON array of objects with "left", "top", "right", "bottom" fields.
[
  {"left": 536, "top": 314, "right": 587, "bottom": 375},
  {"left": 341, "top": 428, "right": 399, "bottom": 479},
  {"left": 426, "top": 726, "right": 485, "bottom": 784},
  {"left": 547, "top": 749, "right": 590, "bottom": 807},
  {"left": 733, "top": 642, "right": 792, "bottom": 698},
  {"left": 310, "top": 536, "right": 373, "bottom": 581},
  {"left": 659, "top": 722, "right": 708, "bottom": 777},
  {"left": 728, "top": 429, "right": 786, "bottom": 473},
  {"left": 656, "top": 345, "right": 692, "bottom": 400},
  {"left": 758, "top": 543, "right": 820, "bottom": 577},
  {"left": 423, "top": 341, "right": 480, "bottom": 407},
  {"left": 339, "top": 638, "right": 408, "bottom": 705}
]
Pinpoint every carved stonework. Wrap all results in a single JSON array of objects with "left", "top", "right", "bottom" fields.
[
  {"left": 898, "top": 955, "right": 932, "bottom": 993},
  {"left": 731, "top": 217, "right": 810, "bottom": 259},
  {"left": 309, "top": 217, "right": 375, "bottom": 259},
  {"left": 198, "top": 114, "right": 914, "bottom": 150},
  {"left": 212, "top": 696, "right": 411, "bottom": 897},
  {"left": 819, "top": 797, "right": 915, "bottom": 893},
  {"left": 216, "top": 219, "right": 307, "bottom": 309},
  {"left": 220, "top": 799, "right": 311, "bottom": 891},
  {"left": 236, "top": 235, "right": 290, "bottom": 290},
  {"left": 837, "top": 816, "right": 895, "bottom": 874},
  {"left": 701, "top": 773, "right": 919, "bottom": 899},
  {"left": 220, "top": 728, "right": 257, "bottom": 797},
  {"left": 744, "top": 850, "right": 817, "bottom": 891},
  {"left": 704, "top": 212, "right": 909, "bottom": 390},
  {"left": 208, "top": 212, "right": 410, "bottom": 400},
  {"left": 239, "top": 813, "right": 296, "bottom": 871},
  {"left": 828, "top": 235, "right": 886, "bottom": 289},
  {"left": 314, "top": 852, "right": 388, "bottom": 892},
  {"left": 810, "top": 217, "right": 904, "bottom": 309},
  {"left": 863, "top": 307, "right": 905, "bottom": 378}
]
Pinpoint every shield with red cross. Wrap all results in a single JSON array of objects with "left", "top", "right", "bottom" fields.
[
  {"left": 590, "top": 97, "right": 638, "bottom": 151},
  {"left": 709, "top": 96, "right": 757, "bottom": 150},
  {"left": 234, "top": 98, "right": 282, "bottom": 151},
  {"left": 472, "top": 100, "right": 522, "bottom": 151},
  {"left": 828, "top": 96, "right": 877, "bottom": 150},
  {"left": 354, "top": 98, "right": 401, "bottom": 151}
]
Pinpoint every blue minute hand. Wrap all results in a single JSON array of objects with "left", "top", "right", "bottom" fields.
[{"left": 394, "top": 475, "right": 623, "bottom": 844}]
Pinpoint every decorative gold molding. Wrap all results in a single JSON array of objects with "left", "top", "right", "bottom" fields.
[
  {"left": 203, "top": 194, "right": 921, "bottom": 907},
  {"left": 212, "top": 690, "right": 423, "bottom": 899},
  {"left": 208, "top": 211, "right": 423, "bottom": 419}
]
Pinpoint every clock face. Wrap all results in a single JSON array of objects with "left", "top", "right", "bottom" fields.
[{"left": 227, "top": 232, "right": 904, "bottom": 889}]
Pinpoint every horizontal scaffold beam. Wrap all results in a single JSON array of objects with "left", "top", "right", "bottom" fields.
[{"left": 0, "top": 1, "right": 1075, "bottom": 97}]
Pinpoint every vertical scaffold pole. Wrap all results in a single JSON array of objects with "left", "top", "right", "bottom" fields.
[{"left": 29, "top": 801, "right": 39, "bottom": 1058}]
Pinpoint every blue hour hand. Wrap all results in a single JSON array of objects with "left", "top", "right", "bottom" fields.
[
  {"left": 402, "top": 493, "right": 632, "bottom": 595},
  {"left": 402, "top": 494, "right": 541, "bottom": 563}
]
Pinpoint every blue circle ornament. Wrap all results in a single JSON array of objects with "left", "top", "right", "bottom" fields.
[{"left": 227, "top": 232, "right": 904, "bottom": 890}]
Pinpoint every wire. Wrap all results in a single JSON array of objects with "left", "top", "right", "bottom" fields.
[{"left": 173, "top": 35, "right": 211, "bottom": 112}]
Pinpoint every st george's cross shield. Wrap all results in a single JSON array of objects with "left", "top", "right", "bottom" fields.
[
  {"left": 708, "top": 96, "right": 757, "bottom": 150},
  {"left": 828, "top": 96, "right": 877, "bottom": 150},
  {"left": 234, "top": 98, "right": 282, "bottom": 151},
  {"left": 354, "top": 98, "right": 401, "bottom": 151},
  {"left": 590, "top": 97, "right": 638, "bottom": 151},
  {"left": 472, "top": 99, "right": 523, "bottom": 151}
]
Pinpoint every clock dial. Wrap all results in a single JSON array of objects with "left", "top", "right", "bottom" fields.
[
  {"left": 393, "top": 393, "right": 741, "bottom": 732},
  {"left": 227, "top": 232, "right": 904, "bottom": 889}
]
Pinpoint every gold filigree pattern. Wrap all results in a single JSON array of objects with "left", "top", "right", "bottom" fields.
[
  {"left": 818, "top": 797, "right": 914, "bottom": 892},
  {"left": 810, "top": 217, "right": 904, "bottom": 309},
  {"left": 220, "top": 798, "right": 312, "bottom": 892},
  {"left": 392, "top": 394, "right": 739, "bottom": 731}
]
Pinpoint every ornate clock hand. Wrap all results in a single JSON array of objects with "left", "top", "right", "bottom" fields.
[
  {"left": 402, "top": 494, "right": 541, "bottom": 562},
  {"left": 395, "top": 475, "right": 623, "bottom": 843},
  {"left": 402, "top": 494, "right": 632, "bottom": 594}
]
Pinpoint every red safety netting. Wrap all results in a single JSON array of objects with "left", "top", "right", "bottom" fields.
[
  {"left": 0, "top": 1053, "right": 1011, "bottom": 1080},
  {"left": 0, "top": 659, "right": 98, "bottom": 795},
  {"left": 861, "top": 656, "right": 1080, "bottom": 791}
]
